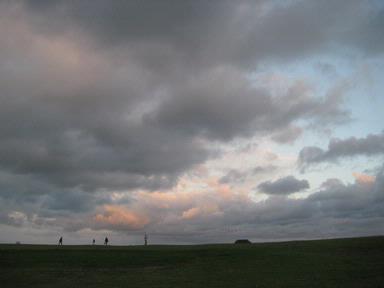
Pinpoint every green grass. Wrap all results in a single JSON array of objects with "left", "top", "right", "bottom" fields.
[{"left": 1, "top": 236, "right": 383, "bottom": 287}]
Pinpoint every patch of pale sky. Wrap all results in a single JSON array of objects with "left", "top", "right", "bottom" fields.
[{"left": 248, "top": 51, "right": 383, "bottom": 191}]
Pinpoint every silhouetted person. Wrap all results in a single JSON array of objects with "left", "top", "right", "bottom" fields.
[
  {"left": 58, "top": 236, "right": 63, "bottom": 246},
  {"left": 144, "top": 233, "right": 148, "bottom": 246},
  {"left": 92, "top": 239, "right": 95, "bottom": 245},
  {"left": 104, "top": 237, "right": 109, "bottom": 246}
]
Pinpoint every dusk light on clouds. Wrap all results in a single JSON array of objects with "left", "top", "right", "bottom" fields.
[{"left": 0, "top": 0, "right": 383, "bottom": 245}]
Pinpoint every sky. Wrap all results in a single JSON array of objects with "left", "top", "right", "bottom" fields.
[{"left": 0, "top": 0, "right": 384, "bottom": 245}]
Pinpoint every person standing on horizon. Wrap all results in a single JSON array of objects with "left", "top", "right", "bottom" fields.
[
  {"left": 104, "top": 237, "right": 109, "bottom": 246},
  {"left": 92, "top": 239, "right": 95, "bottom": 245},
  {"left": 144, "top": 233, "right": 148, "bottom": 246},
  {"left": 58, "top": 236, "right": 63, "bottom": 246}
]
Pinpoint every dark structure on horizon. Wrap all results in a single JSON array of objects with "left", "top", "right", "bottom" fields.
[{"left": 234, "top": 239, "right": 252, "bottom": 244}]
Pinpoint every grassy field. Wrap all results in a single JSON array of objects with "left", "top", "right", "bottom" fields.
[{"left": 0, "top": 236, "right": 383, "bottom": 288}]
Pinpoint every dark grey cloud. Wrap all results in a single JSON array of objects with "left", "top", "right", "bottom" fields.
[
  {"left": 258, "top": 176, "right": 310, "bottom": 195},
  {"left": 148, "top": 73, "right": 350, "bottom": 140},
  {"left": 0, "top": 6, "right": 213, "bottom": 192},
  {"left": 220, "top": 169, "right": 248, "bottom": 184},
  {"left": 305, "top": 171, "right": 384, "bottom": 221},
  {"left": 252, "top": 165, "right": 277, "bottom": 174},
  {"left": 41, "top": 190, "right": 98, "bottom": 213},
  {"left": 299, "top": 132, "right": 384, "bottom": 167},
  {"left": 345, "top": 8, "right": 384, "bottom": 55},
  {"left": 220, "top": 165, "right": 277, "bottom": 184},
  {"left": 271, "top": 126, "right": 302, "bottom": 144},
  {"left": 22, "top": 0, "right": 384, "bottom": 66}
]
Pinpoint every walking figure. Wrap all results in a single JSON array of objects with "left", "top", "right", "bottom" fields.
[
  {"left": 144, "top": 233, "right": 148, "bottom": 246},
  {"left": 58, "top": 236, "right": 63, "bottom": 246},
  {"left": 104, "top": 237, "right": 109, "bottom": 246},
  {"left": 92, "top": 239, "right": 95, "bottom": 245}
]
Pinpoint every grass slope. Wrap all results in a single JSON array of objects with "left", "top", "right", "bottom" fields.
[{"left": 0, "top": 236, "right": 383, "bottom": 288}]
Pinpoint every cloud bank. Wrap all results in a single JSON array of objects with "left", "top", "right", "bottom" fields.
[
  {"left": 299, "top": 132, "right": 384, "bottom": 168},
  {"left": 258, "top": 176, "right": 310, "bottom": 195}
]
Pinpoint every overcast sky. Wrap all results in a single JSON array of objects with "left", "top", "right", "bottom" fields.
[{"left": 0, "top": 0, "right": 383, "bottom": 245}]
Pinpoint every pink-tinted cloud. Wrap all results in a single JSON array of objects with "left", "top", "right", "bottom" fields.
[
  {"left": 352, "top": 172, "right": 376, "bottom": 185},
  {"left": 181, "top": 204, "right": 221, "bottom": 220},
  {"left": 94, "top": 205, "right": 149, "bottom": 230}
]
